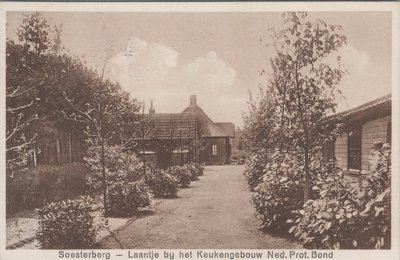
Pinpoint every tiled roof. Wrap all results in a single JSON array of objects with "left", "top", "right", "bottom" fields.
[
  {"left": 136, "top": 96, "right": 235, "bottom": 140},
  {"left": 182, "top": 105, "right": 234, "bottom": 138},
  {"left": 216, "top": 122, "right": 235, "bottom": 138},
  {"left": 149, "top": 113, "right": 197, "bottom": 139}
]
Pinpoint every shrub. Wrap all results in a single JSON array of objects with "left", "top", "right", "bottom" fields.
[
  {"left": 107, "top": 181, "right": 152, "bottom": 217},
  {"left": 288, "top": 162, "right": 358, "bottom": 249},
  {"left": 359, "top": 142, "right": 391, "bottom": 249},
  {"left": 168, "top": 165, "right": 192, "bottom": 187},
  {"left": 6, "top": 163, "right": 89, "bottom": 214},
  {"left": 57, "top": 168, "right": 91, "bottom": 200},
  {"left": 184, "top": 163, "right": 204, "bottom": 181},
  {"left": 192, "top": 162, "right": 205, "bottom": 176},
  {"left": 243, "top": 151, "right": 267, "bottom": 191},
  {"left": 146, "top": 169, "right": 180, "bottom": 198},
  {"left": 84, "top": 145, "right": 144, "bottom": 193},
  {"left": 184, "top": 165, "right": 198, "bottom": 181},
  {"left": 251, "top": 150, "right": 305, "bottom": 232},
  {"left": 35, "top": 197, "right": 99, "bottom": 249},
  {"left": 289, "top": 142, "right": 391, "bottom": 249},
  {"left": 85, "top": 145, "right": 153, "bottom": 217}
]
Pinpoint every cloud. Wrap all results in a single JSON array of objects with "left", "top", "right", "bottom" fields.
[
  {"left": 339, "top": 44, "right": 370, "bottom": 73},
  {"left": 296, "top": 44, "right": 371, "bottom": 112},
  {"left": 105, "top": 38, "right": 237, "bottom": 115},
  {"left": 334, "top": 44, "right": 373, "bottom": 111},
  {"left": 166, "top": 51, "right": 236, "bottom": 96},
  {"left": 105, "top": 38, "right": 178, "bottom": 92},
  {"left": 317, "top": 44, "right": 370, "bottom": 75}
]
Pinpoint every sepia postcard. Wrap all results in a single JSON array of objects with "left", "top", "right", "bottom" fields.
[{"left": 0, "top": 2, "right": 399, "bottom": 260}]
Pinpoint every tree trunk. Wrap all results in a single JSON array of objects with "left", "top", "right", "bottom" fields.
[
  {"left": 101, "top": 138, "right": 108, "bottom": 218},
  {"left": 33, "top": 145, "right": 37, "bottom": 167},
  {"left": 193, "top": 141, "right": 196, "bottom": 162},
  {"left": 303, "top": 134, "right": 310, "bottom": 204},
  {"left": 294, "top": 66, "right": 311, "bottom": 204},
  {"left": 68, "top": 132, "right": 72, "bottom": 163},
  {"left": 180, "top": 133, "right": 184, "bottom": 166},
  {"left": 142, "top": 130, "right": 147, "bottom": 181},
  {"left": 188, "top": 140, "right": 192, "bottom": 163},
  {"left": 56, "top": 137, "right": 61, "bottom": 164},
  {"left": 141, "top": 103, "right": 147, "bottom": 181},
  {"left": 142, "top": 144, "right": 147, "bottom": 181}
]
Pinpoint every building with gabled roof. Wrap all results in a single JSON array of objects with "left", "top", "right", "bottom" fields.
[
  {"left": 322, "top": 94, "right": 391, "bottom": 175},
  {"left": 135, "top": 95, "right": 235, "bottom": 167}
]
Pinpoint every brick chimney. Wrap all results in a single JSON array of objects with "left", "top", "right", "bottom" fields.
[
  {"left": 149, "top": 100, "right": 155, "bottom": 114},
  {"left": 190, "top": 95, "right": 197, "bottom": 107}
]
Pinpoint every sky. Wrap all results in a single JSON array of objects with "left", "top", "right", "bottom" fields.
[{"left": 6, "top": 12, "right": 392, "bottom": 128}]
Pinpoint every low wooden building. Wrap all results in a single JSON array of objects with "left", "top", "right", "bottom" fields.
[
  {"left": 136, "top": 95, "right": 235, "bottom": 167},
  {"left": 22, "top": 122, "right": 86, "bottom": 167},
  {"left": 322, "top": 94, "right": 391, "bottom": 175}
]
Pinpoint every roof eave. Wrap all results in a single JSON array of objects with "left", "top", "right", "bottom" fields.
[{"left": 321, "top": 94, "right": 392, "bottom": 125}]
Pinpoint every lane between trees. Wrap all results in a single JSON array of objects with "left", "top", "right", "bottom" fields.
[{"left": 99, "top": 165, "right": 300, "bottom": 249}]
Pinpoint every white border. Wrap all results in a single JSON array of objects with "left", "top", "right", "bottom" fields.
[{"left": 0, "top": 2, "right": 399, "bottom": 260}]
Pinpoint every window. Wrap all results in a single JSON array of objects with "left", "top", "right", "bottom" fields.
[
  {"left": 348, "top": 126, "right": 362, "bottom": 171},
  {"left": 212, "top": 144, "right": 217, "bottom": 156}
]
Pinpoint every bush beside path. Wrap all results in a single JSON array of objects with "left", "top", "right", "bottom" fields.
[
  {"left": 99, "top": 165, "right": 300, "bottom": 249},
  {"left": 6, "top": 197, "right": 167, "bottom": 249},
  {"left": 8, "top": 165, "right": 300, "bottom": 249}
]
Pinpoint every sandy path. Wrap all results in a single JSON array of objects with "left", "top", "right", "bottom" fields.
[{"left": 99, "top": 165, "right": 300, "bottom": 249}]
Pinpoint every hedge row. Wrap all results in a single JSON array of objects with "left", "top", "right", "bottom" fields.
[
  {"left": 6, "top": 163, "right": 89, "bottom": 214},
  {"left": 34, "top": 148, "right": 205, "bottom": 249},
  {"left": 147, "top": 162, "right": 205, "bottom": 197}
]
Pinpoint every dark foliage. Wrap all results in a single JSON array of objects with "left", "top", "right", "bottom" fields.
[
  {"left": 168, "top": 165, "right": 192, "bottom": 188},
  {"left": 146, "top": 169, "right": 180, "bottom": 198},
  {"left": 251, "top": 150, "right": 306, "bottom": 232},
  {"left": 6, "top": 163, "right": 89, "bottom": 214},
  {"left": 35, "top": 197, "right": 99, "bottom": 249},
  {"left": 243, "top": 151, "right": 267, "bottom": 191},
  {"left": 289, "top": 142, "right": 391, "bottom": 249},
  {"left": 184, "top": 162, "right": 204, "bottom": 181},
  {"left": 107, "top": 181, "right": 152, "bottom": 217}
]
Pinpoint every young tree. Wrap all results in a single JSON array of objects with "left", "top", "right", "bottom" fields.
[
  {"left": 64, "top": 76, "right": 139, "bottom": 217},
  {"left": 267, "top": 12, "right": 346, "bottom": 202}
]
